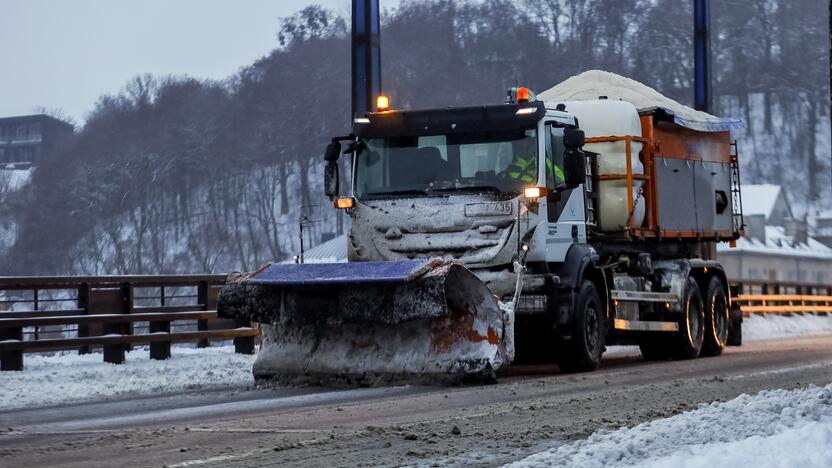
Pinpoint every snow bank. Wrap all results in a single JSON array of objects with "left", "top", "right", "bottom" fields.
[
  {"left": 607, "top": 313, "right": 832, "bottom": 356},
  {"left": 743, "top": 313, "right": 832, "bottom": 341},
  {"left": 508, "top": 383, "right": 832, "bottom": 468},
  {"left": 0, "top": 346, "right": 255, "bottom": 411},
  {"left": 538, "top": 70, "right": 744, "bottom": 131}
]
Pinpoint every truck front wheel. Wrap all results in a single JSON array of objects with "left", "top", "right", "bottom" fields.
[
  {"left": 672, "top": 277, "right": 705, "bottom": 359},
  {"left": 556, "top": 280, "right": 606, "bottom": 373},
  {"left": 701, "top": 276, "right": 729, "bottom": 357}
]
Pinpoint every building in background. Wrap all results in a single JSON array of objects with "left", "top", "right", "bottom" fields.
[
  {"left": 294, "top": 233, "right": 347, "bottom": 263},
  {"left": 0, "top": 114, "right": 74, "bottom": 168},
  {"left": 811, "top": 210, "right": 832, "bottom": 249},
  {"left": 718, "top": 184, "right": 832, "bottom": 284}
]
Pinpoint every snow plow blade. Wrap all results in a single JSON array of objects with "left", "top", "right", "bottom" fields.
[{"left": 217, "top": 259, "right": 508, "bottom": 386}]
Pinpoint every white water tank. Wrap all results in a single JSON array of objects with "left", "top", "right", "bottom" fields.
[{"left": 549, "top": 100, "right": 646, "bottom": 231}]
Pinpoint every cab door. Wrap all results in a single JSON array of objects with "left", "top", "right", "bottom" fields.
[{"left": 543, "top": 121, "right": 587, "bottom": 262}]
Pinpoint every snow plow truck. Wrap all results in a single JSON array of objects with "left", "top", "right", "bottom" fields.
[{"left": 218, "top": 70, "right": 746, "bottom": 385}]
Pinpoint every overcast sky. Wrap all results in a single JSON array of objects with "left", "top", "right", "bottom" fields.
[{"left": 1, "top": 0, "right": 399, "bottom": 124}]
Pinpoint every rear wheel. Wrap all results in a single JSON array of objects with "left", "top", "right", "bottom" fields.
[
  {"left": 672, "top": 277, "right": 705, "bottom": 359},
  {"left": 701, "top": 276, "right": 729, "bottom": 357},
  {"left": 556, "top": 280, "right": 606, "bottom": 373}
]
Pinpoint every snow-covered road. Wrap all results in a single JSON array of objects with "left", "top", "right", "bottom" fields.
[
  {"left": 2, "top": 314, "right": 832, "bottom": 411},
  {"left": 2, "top": 333, "right": 832, "bottom": 468}
]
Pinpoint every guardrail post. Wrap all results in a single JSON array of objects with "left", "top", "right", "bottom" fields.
[
  {"left": 102, "top": 324, "right": 126, "bottom": 364},
  {"left": 234, "top": 320, "right": 255, "bottom": 354},
  {"left": 149, "top": 319, "right": 171, "bottom": 360},
  {"left": 99, "top": 283, "right": 131, "bottom": 365},
  {"left": 0, "top": 325, "right": 23, "bottom": 371},
  {"left": 77, "top": 283, "right": 91, "bottom": 355},
  {"left": 197, "top": 282, "right": 211, "bottom": 348},
  {"left": 33, "top": 288, "right": 39, "bottom": 340}
]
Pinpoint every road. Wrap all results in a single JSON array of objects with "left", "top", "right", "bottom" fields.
[{"left": 2, "top": 335, "right": 831, "bottom": 467}]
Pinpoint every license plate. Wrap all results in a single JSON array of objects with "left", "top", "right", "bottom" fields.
[{"left": 464, "top": 202, "right": 513, "bottom": 217}]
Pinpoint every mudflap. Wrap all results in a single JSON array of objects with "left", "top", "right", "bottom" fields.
[
  {"left": 727, "top": 301, "right": 743, "bottom": 346},
  {"left": 217, "top": 259, "right": 509, "bottom": 386}
]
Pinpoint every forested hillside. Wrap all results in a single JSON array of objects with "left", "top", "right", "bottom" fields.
[{"left": 2, "top": 0, "right": 829, "bottom": 275}]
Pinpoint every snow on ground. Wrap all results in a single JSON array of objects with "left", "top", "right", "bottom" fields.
[
  {"left": 0, "top": 346, "right": 254, "bottom": 411},
  {"left": 743, "top": 313, "right": 832, "bottom": 341},
  {"left": 3, "top": 315, "right": 830, "bottom": 411},
  {"left": 607, "top": 313, "right": 832, "bottom": 355},
  {"left": 507, "top": 383, "right": 832, "bottom": 468}
]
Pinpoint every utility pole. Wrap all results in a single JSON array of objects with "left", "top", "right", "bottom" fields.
[
  {"left": 297, "top": 205, "right": 320, "bottom": 264},
  {"left": 352, "top": 0, "right": 382, "bottom": 116},
  {"left": 693, "top": 0, "right": 712, "bottom": 113},
  {"left": 829, "top": 0, "right": 832, "bottom": 201},
  {"left": 298, "top": 216, "right": 306, "bottom": 264}
]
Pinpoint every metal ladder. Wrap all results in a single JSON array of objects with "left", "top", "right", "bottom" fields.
[
  {"left": 584, "top": 152, "right": 598, "bottom": 226},
  {"left": 729, "top": 141, "right": 744, "bottom": 234}
]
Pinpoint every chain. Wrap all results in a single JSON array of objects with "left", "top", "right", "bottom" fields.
[{"left": 624, "top": 184, "right": 644, "bottom": 229}]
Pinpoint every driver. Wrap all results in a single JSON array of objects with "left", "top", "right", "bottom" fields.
[{"left": 505, "top": 140, "right": 564, "bottom": 186}]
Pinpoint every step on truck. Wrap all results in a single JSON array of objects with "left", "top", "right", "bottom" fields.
[{"left": 218, "top": 71, "right": 746, "bottom": 385}]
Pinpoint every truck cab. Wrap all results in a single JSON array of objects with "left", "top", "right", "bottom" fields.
[{"left": 329, "top": 100, "right": 584, "bottom": 277}]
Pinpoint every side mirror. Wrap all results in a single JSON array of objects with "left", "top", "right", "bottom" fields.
[
  {"left": 324, "top": 140, "right": 342, "bottom": 198},
  {"left": 324, "top": 161, "right": 339, "bottom": 198},
  {"left": 562, "top": 128, "right": 586, "bottom": 189},
  {"left": 324, "top": 141, "right": 341, "bottom": 162},
  {"left": 563, "top": 149, "right": 586, "bottom": 189},
  {"left": 563, "top": 127, "right": 585, "bottom": 147}
]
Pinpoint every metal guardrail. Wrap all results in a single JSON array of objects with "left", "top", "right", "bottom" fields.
[
  {"left": 1, "top": 275, "right": 829, "bottom": 371},
  {"left": 730, "top": 279, "right": 832, "bottom": 316},
  {"left": 0, "top": 275, "right": 257, "bottom": 371}
]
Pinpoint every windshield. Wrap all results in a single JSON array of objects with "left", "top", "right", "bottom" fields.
[{"left": 354, "top": 128, "right": 538, "bottom": 198}]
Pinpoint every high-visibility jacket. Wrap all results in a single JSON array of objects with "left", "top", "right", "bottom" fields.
[
  {"left": 508, "top": 154, "right": 538, "bottom": 184},
  {"left": 552, "top": 159, "right": 565, "bottom": 183},
  {"left": 508, "top": 154, "right": 565, "bottom": 185}
]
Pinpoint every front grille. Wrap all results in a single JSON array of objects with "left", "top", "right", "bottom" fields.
[{"left": 515, "top": 294, "right": 547, "bottom": 314}]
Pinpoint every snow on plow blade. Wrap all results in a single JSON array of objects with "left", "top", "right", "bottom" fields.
[{"left": 217, "top": 259, "right": 507, "bottom": 385}]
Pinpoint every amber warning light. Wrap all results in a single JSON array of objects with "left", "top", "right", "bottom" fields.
[
  {"left": 376, "top": 95, "right": 390, "bottom": 111},
  {"left": 524, "top": 187, "right": 547, "bottom": 199},
  {"left": 335, "top": 197, "right": 355, "bottom": 209}
]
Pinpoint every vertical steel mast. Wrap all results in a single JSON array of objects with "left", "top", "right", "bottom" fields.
[
  {"left": 352, "top": 0, "right": 382, "bottom": 116},
  {"left": 693, "top": 0, "right": 712, "bottom": 113}
]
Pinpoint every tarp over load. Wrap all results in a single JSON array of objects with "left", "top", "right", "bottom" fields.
[{"left": 538, "top": 70, "right": 745, "bottom": 132}]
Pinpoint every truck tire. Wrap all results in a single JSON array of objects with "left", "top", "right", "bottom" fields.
[
  {"left": 556, "top": 280, "right": 605, "bottom": 373},
  {"left": 701, "top": 276, "right": 729, "bottom": 357},
  {"left": 672, "top": 277, "right": 705, "bottom": 359}
]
